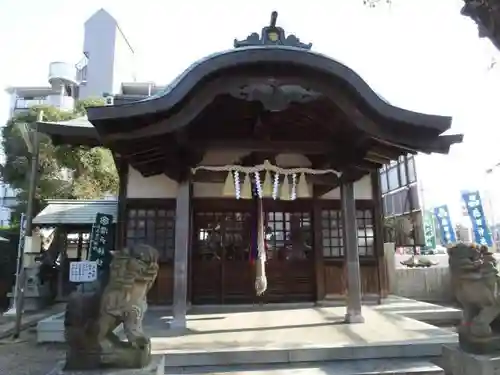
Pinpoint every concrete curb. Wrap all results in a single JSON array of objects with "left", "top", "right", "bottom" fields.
[{"left": 0, "top": 304, "right": 65, "bottom": 340}]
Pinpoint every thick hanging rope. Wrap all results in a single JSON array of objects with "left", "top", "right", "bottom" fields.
[
  {"left": 191, "top": 159, "right": 342, "bottom": 177},
  {"left": 255, "top": 198, "right": 267, "bottom": 296}
]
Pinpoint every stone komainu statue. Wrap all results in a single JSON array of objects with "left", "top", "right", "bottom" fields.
[
  {"left": 448, "top": 242, "right": 500, "bottom": 353},
  {"left": 64, "top": 244, "right": 159, "bottom": 370}
]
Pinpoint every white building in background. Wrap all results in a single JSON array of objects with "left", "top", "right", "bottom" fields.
[
  {"left": 1, "top": 9, "right": 137, "bottom": 226},
  {"left": 5, "top": 9, "right": 136, "bottom": 117}
]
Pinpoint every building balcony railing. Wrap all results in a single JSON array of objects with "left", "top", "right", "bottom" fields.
[
  {"left": 15, "top": 98, "right": 47, "bottom": 109},
  {"left": 14, "top": 95, "right": 74, "bottom": 112}
]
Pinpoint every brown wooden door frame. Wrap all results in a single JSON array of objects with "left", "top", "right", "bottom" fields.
[
  {"left": 190, "top": 198, "right": 316, "bottom": 304},
  {"left": 190, "top": 199, "right": 254, "bottom": 304}
]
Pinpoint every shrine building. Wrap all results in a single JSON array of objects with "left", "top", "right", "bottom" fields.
[{"left": 36, "top": 12, "right": 462, "bottom": 324}]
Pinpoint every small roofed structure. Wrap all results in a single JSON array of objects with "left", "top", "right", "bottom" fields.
[
  {"left": 36, "top": 12, "right": 462, "bottom": 321},
  {"left": 33, "top": 199, "right": 117, "bottom": 226},
  {"left": 33, "top": 200, "right": 118, "bottom": 299}
]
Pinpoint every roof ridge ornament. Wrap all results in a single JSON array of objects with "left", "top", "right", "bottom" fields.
[{"left": 234, "top": 11, "right": 312, "bottom": 50}]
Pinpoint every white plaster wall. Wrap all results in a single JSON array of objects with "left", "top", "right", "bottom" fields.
[
  {"left": 194, "top": 182, "right": 225, "bottom": 198},
  {"left": 126, "top": 166, "right": 178, "bottom": 198},
  {"left": 321, "top": 174, "right": 372, "bottom": 200},
  {"left": 126, "top": 153, "right": 367, "bottom": 200}
]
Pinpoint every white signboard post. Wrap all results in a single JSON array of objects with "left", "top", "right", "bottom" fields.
[{"left": 69, "top": 261, "right": 98, "bottom": 283}]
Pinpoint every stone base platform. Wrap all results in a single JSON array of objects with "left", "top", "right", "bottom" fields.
[
  {"left": 37, "top": 312, "right": 124, "bottom": 343},
  {"left": 163, "top": 358, "right": 444, "bottom": 374},
  {"left": 46, "top": 355, "right": 164, "bottom": 375},
  {"left": 442, "top": 345, "right": 500, "bottom": 375},
  {"left": 135, "top": 305, "right": 457, "bottom": 368},
  {"left": 37, "top": 296, "right": 460, "bottom": 343}
]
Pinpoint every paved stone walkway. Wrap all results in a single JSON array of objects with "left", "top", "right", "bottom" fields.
[
  {"left": 0, "top": 329, "right": 64, "bottom": 375},
  {"left": 0, "top": 303, "right": 65, "bottom": 339}
]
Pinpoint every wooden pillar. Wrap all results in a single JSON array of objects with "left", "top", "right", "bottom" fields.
[
  {"left": 341, "top": 179, "right": 364, "bottom": 323},
  {"left": 313, "top": 187, "right": 325, "bottom": 301},
  {"left": 115, "top": 157, "right": 128, "bottom": 250},
  {"left": 171, "top": 178, "right": 191, "bottom": 329},
  {"left": 56, "top": 229, "right": 67, "bottom": 301},
  {"left": 371, "top": 171, "right": 388, "bottom": 299}
]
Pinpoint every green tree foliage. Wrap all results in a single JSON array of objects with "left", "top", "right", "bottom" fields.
[{"left": 0, "top": 97, "right": 118, "bottom": 221}]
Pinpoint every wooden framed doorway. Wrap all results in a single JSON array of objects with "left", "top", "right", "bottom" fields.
[
  {"left": 262, "top": 199, "right": 315, "bottom": 303},
  {"left": 190, "top": 198, "right": 316, "bottom": 304}
]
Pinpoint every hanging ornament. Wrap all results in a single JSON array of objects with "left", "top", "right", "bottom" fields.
[
  {"left": 240, "top": 172, "right": 252, "bottom": 199},
  {"left": 280, "top": 174, "right": 291, "bottom": 201},
  {"left": 223, "top": 171, "right": 237, "bottom": 198},
  {"left": 296, "top": 173, "right": 310, "bottom": 199},
  {"left": 291, "top": 173, "right": 297, "bottom": 200},
  {"left": 262, "top": 171, "right": 273, "bottom": 198},
  {"left": 272, "top": 172, "right": 280, "bottom": 200},
  {"left": 254, "top": 171, "right": 263, "bottom": 198},
  {"left": 234, "top": 171, "right": 241, "bottom": 199}
]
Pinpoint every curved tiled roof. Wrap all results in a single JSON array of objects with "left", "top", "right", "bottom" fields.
[{"left": 87, "top": 46, "right": 452, "bottom": 132}]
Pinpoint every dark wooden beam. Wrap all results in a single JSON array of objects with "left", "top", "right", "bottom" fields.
[
  {"left": 340, "top": 168, "right": 369, "bottom": 185},
  {"left": 189, "top": 140, "right": 334, "bottom": 154},
  {"left": 312, "top": 184, "right": 335, "bottom": 198}
]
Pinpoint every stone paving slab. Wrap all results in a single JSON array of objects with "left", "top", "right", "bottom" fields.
[
  {"left": 45, "top": 355, "right": 164, "bottom": 375},
  {"left": 374, "top": 296, "right": 462, "bottom": 323},
  {"left": 135, "top": 305, "right": 457, "bottom": 367},
  {"left": 0, "top": 330, "right": 65, "bottom": 375},
  {"left": 144, "top": 306, "right": 456, "bottom": 353},
  {"left": 163, "top": 359, "right": 444, "bottom": 375},
  {"left": 0, "top": 303, "right": 65, "bottom": 339}
]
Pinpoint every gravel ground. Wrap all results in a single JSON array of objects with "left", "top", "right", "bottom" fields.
[{"left": 0, "top": 329, "right": 64, "bottom": 375}]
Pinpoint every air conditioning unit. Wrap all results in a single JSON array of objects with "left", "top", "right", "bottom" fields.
[{"left": 105, "top": 96, "right": 114, "bottom": 106}]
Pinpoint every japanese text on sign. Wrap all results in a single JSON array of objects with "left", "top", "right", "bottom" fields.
[
  {"left": 461, "top": 191, "right": 493, "bottom": 247},
  {"left": 88, "top": 213, "right": 113, "bottom": 270},
  {"left": 433, "top": 204, "right": 456, "bottom": 245},
  {"left": 69, "top": 261, "right": 98, "bottom": 283}
]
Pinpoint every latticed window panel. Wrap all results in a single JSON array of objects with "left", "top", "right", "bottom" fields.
[
  {"left": 193, "top": 211, "right": 251, "bottom": 261},
  {"left": 356, "top": 209, "right": 374, "bottom": 256},
  {"left": 321, "top": 208, "right": 375, "bottom": 258},
  {"left": 125, "top": 208, "right": 175, "bottom": 261},
  {"left": 266, "top": 211, "right": 312, "bottom": 261}
]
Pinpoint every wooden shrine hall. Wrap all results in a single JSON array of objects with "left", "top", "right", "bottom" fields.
[{"left": 37, "top": 12, "right": 462, "bottom": 326}]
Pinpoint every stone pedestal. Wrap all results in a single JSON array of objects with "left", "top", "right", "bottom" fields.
[
  {"left": 7, "top": 265, "right": 51, "bottom": 312},
  {"left": 442, "top": 345, "right": 500, "bottom": 375},
  {"left": 46, "top": 355, "right": 164, "bottom": 375}
]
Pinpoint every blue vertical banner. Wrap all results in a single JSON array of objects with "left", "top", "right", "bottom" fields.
[
  {"left": 461, "top": 191, "right": 493, "bottom": 246},
  {"left": 433, "top": 205, "right": 457, "bottom": 245}
]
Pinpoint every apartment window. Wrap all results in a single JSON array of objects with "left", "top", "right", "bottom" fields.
[
  {"left": 380, "top": 171, "right": 388, "bottom": 194},
  {"left": 77, "top": 65, "right": 88, "bottom": 82},
  {"left": 407, "top": 156, "right": 416, "bottom": 183},
  {"left": 125, "top": 208, "right": 175, "bottom": 261},
  {"left": 399, "top": 161, "right": 407, "bottom": 185},
  {"left": 387, "top": 166, "right": 399, "bottom": 191},
  {"left": 321, "top": 208, "right": 375, "bottom": 258}
]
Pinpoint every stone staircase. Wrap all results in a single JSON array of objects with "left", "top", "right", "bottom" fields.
[
  {"left": 161, "top": 358, "right": 444, "bottom": 374},
  {"left": 155, "top": 339, "right": 449, "bottom": 374}
]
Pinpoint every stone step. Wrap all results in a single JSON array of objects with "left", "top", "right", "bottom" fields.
[
  {"left": 161, "top": 340, "right": 452, "bottom": 368},
  {"left": 163, "top": 358, "right": 444, "bottom": 375}
]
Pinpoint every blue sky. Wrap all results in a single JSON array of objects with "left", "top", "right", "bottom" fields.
[{"left": 1, "top": 0, "right": 500, "bottom": 220}]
